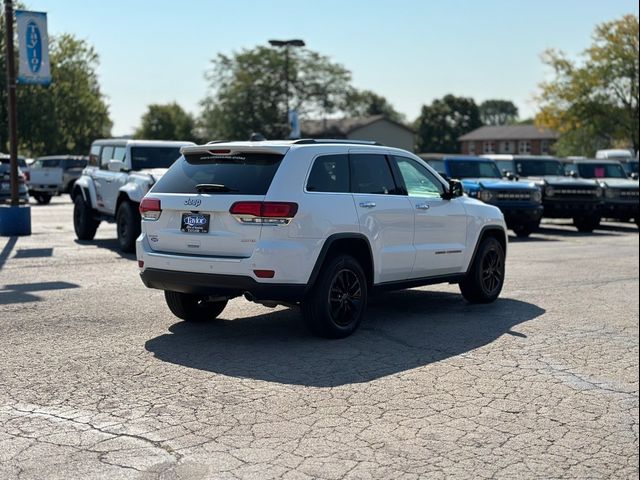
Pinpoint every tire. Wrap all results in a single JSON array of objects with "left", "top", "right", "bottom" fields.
[
  {"left": 512, "top": 221, "right": 539, "bottom": 238},
  {"left": 459, "top": 236, "right": 505, "bottom": 303},
  {"left": 302, "top": 254, "right": 368, "bottom": 338},
  {"left": 164, "top": 291, "right": 227, "bottom": 322},
  {"left": 34, "top": 193, "right": 52, "bottom": 205},
  {"left": 73, "top": 194, "right": 99, "bottom": 240},
  {"left": 573, "top": 216, "right": 601, "bottom": 233},
  {"left": 116, "top": 201, "right": 141, "bottom": 253}
]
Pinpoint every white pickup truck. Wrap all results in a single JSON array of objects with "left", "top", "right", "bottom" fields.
[
  {"left": 28, "top": 164, "right": 64, "bottom": 204},
  {"left": 71, "top": 139, "right": 194, "bottom": 252}
]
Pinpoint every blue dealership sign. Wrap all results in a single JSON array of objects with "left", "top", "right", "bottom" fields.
[{"left": 16, "top": 10, "right": 51, "bottom": 85}]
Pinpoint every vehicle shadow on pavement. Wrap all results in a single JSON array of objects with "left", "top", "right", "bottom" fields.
[
  {"left": 74, "top": 239, "right": 135, "bottom": 260},
  {"left": 537, "top": 225, "right": 622, "bottom": 237},
  {"left": 145, "top": 290, "right": 545, "bottom": 387}
]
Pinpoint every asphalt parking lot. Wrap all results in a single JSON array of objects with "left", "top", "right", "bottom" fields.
[{"left": 0, "top": 196, "right": 638, "bottom": 479}]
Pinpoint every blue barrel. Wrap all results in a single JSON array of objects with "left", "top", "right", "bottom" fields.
[{"left": 0, "top": 205, "right": 32, "bottom": 236}]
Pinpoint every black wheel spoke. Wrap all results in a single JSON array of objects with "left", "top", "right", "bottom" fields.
[{"left": 327, "top": 268, "right": 363, "bottom": 327}]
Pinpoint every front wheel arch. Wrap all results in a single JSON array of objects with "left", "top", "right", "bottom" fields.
[{"left": 466, "top": 226, "right": 508, "bottom": 273}]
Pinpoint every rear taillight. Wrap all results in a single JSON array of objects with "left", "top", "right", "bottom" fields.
[
  {"left": 23, "top": 171, "right": 30, "bottom": 182},
  {"left": 139, "top": 198, "right": 162, "bottom": 221},
  {"left": 230, "top": 201, "right": 298, "bottom": 225}
]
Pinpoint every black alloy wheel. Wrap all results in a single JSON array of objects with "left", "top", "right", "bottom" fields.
[
  {"left": 480, "top": 247, "right": 503, "bottom": 296},
  {"left": 328, "top": 269, "right": 363, "bottom": 327},
  {"left": 302, "top": 254, "right": 368, "bottom": 338},
  {"left": 459, "top": 236, "right": 505, "bottom": 303}
]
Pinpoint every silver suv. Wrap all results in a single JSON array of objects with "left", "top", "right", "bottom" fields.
[{"left": 137, "top": 140, "right": 508, "bottom": 338}]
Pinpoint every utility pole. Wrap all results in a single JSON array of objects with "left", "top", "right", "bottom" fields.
[
  {"left": 268, "top": 39, "right": 305, "bottom": 136},
  {"left": 4, "top": 0, "right": 19, "bottom": 206}
]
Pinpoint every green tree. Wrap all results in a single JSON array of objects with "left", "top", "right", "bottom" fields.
[
  {"left": 0, "top": 11, "right": 112, "bottom": 156},
  {"left": 135, "top": 102, "right": 195, "bottom": 141},
  {"left": 479, "top": 99, "right": 519, "bottom": 125},
  {"left": 199, "top": 46, "right": 352, "bottom": 141},
  {"left": 415, "top": 94, "right": 482, "bottom": 153},
  {"left": 343, "top": 89, "right": 405, "bottom": 122},
  {"left": 536, "top": 14, "right": 639, "bottom": 156}
]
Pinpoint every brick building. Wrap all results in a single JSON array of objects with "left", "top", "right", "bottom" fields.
[{"left": 459, "top": 125, "right": 559, "bottom": 156}]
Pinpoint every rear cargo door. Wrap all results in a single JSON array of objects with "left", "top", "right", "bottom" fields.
[{"left": 144, "top": 146, "right": 287, "bottom": 258}]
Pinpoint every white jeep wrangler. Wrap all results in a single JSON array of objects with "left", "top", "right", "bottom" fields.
[
  {"left": 72, "top": 139, "right": 194, "bottom": 252},
  {"left": 137, "top": 139, "right": 508, "bottom": 338}
]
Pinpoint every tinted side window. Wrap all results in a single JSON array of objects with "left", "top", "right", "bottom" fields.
[
  {"left": 350, "top": 154, "right": 400, "bottom": 195},
  {"left": 100, "top": 146, "right": 114, "bottom": 169},
  {"left": 307, "top": 154, "right": 349, "bottom": 193}
]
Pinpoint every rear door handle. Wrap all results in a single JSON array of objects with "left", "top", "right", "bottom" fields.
[
  {"left": 416, "top": 203, "right": 430, "bottom": 210},
  {"left": 359, "top": 201, "right": 376, "bottom": 208}
]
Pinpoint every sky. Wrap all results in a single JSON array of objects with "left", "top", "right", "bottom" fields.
[{"left": 25, "top": 0, "right": 640, "bottom": 136}]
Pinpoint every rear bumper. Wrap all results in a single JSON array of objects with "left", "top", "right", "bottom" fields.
[
  {"left": 140, "top": 268, "right": 306, "bottom": 302},
  {"left": 136, "top": 233, "right": 319, "bottom": 302},
  {"left": 29, "top": 186, "right": 60, "bottom": 194}
]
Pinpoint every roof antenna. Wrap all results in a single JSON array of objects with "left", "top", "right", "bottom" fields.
[{"left": 249, "top": 132, "right": 266, "bottom": 141}]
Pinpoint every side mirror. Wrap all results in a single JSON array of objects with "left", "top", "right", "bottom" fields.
[
  {"left": 442, "top": 179, "right": 464, "bottom": 200},
  {"left": 505, "top": 171, "right": 518, "bottom": 181},
  {"left": 631, "top": 173, "right": 639, "bottom": 180},
  {"left": 107, "top": 159, "right": 126, "bottom": 172},
  {"left": 569, "top": 170, "right": 578, "bottom": 178}
]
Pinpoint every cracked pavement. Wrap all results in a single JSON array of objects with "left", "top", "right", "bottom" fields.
[{"left": 0, "top": 197, "right": 638, "bottom": 479}]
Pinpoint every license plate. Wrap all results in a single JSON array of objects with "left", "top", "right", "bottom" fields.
[{"left": 181, "top": 213, "right": 210, "bottom": 233}]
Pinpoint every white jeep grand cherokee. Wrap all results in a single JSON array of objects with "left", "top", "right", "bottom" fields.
[{"left": 137, "top": 140, "right": 508, "bottom": 338}]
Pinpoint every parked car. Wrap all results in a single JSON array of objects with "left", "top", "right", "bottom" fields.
[
  {"left": 27, "top": 160, "right": 64, "bottom": 205},
  {"left": 421, "top": 154, "right": 543, "bottom": 237},
  {"left": 565, "top": 158, "right": 639, "bottom": 226},
  {"left": 595, "top": 149, "right": 638, "bottom": 179},
  {"left": 0, "top": 155, "right": 30, "bottom": 204},
  {"left": 485, "top": 155, "right": 603, "bottom": 232},
  {"left": 32, "top": 155, "right": 89, "bottom": 194},
  {"left": 72, "top": 139, "right": 195, "bottom": 252},
  {"left": 137, "top": 139, "right": 508, "bottom": 338}
]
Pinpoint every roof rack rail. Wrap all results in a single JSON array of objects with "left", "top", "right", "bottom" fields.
[
  {"left": 206, "top": 140, "right": 230, "bottom": 144},
  {"left": 292, "top": 138, "right": 385, "bottom": 146}
]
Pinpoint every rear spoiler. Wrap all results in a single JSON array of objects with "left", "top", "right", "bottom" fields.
[{"left": 180, "top": 145, "right": 290, "bottom": 156}]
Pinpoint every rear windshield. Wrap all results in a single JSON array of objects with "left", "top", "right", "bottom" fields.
[
  {"left": 130, "top": 147, "right": 182, "bottom": 170},
  {"left": 151, "top": 152, "right": 284, "bottom": 195},
  {"left": 515, "top": 160, "right": 564, "bottom": 176}
]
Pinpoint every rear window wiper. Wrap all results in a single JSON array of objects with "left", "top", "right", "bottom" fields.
[{"left": 195, "top": 183, "right": 239, "bottom": 193}]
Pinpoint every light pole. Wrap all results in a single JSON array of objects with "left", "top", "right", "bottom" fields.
[{"left": 268, "top": 39, "right": 305, "bottom": 136}]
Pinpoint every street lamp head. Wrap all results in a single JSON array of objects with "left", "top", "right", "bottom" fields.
[{"left": 268, "top": 39, "right": 305, "bottom": 48}]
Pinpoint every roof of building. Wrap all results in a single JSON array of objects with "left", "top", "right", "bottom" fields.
[
  {"left": 300, "top": 115, "right": 414, "bottom": 137},
  {"left": 458, "top": 125, "right": 559, "bottom": 141}
]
